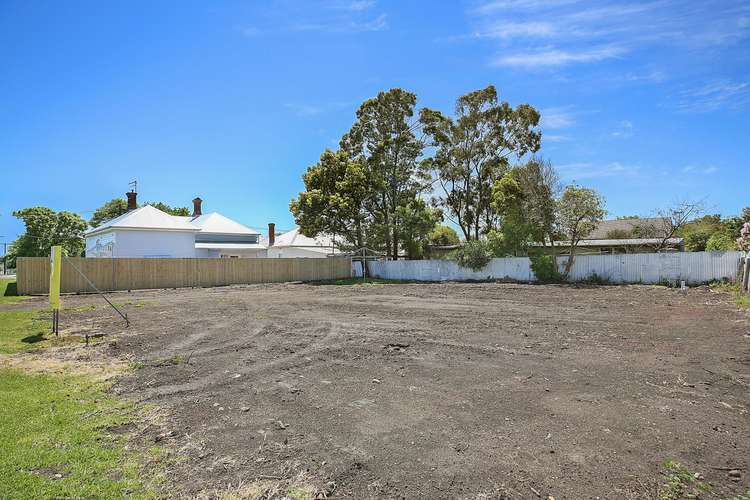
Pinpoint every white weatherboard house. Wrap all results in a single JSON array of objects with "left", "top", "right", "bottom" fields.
[
  {"left": 85, "top": 192, "right": 340, "bottom": 259},
  {"left": 85, "top": 194, "right": 265, "bottom": 258},
  {"left": 266, "top": 227, "right": 341, "bottom": 258}
]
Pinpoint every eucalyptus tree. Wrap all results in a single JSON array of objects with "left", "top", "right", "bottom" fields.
[
  {"left": 492, "top": 157, "right": 560, "bottom": 255},
  {"left": 340, "top": 88, "right": 428, "bottom": 259},
  {"left": 420, "top": 85, "right": 541, "bottom": 240},
  {"left": 290, "top": 149, "right": 370, "bottom": 251},
  {"left": 7, "top": 207, "right": 87, "bottom": 266},
  {"left": 557, "top": 185, "right": 606, "bottom": 278}
]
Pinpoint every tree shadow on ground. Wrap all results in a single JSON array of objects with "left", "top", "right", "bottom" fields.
[
  {"left": 3, "top": 282, "right": 18, "bottom": 296},
  {"left": 22, "top": 333, "right": 47, "bottom": 344}
]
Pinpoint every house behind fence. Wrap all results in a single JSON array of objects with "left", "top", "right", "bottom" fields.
[
  {"left": 16, "top": 256, "right": 352, "bottom": 295},
  {"left": 369, "top": 251, "right": 744, "bottom": 285}
]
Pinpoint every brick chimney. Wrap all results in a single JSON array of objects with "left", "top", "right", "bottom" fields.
[
  {"left": 192, "top": 197, "right": 202, "bottom": 217},
  {"left": 268, "top": 223, "right": 275, "bottom": 247},
  {"left": 126, "top": 191, "right": 137, "bottom": 211}
]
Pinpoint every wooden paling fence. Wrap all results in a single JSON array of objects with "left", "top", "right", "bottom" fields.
[{"left": 16, "top": 257, "right": 353, "bottom": 295}]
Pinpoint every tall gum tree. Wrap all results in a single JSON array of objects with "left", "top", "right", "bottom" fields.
[
  {"left": 557, "top": 185, "right": 606, "bottom": 278},
  {"left": 340, "top": 88, "right": 426, "bottom": 259},
  {"left": 420, "top": 85, "right": 541, "bottom": 241},
  {"left": 289, "top": 149, "right": 370, "bottom": 251}
]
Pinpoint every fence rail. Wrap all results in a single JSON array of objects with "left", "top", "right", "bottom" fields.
[
  {"left": 16, "top": 256, "right": 352, "bottom": 295},
  {"left": 368, "top": 251, "right": 744, "bottom": 285}
]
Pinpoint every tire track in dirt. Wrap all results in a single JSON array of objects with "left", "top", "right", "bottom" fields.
[{"left": 142, "top": 321, "right": 341, "bottom": 400}]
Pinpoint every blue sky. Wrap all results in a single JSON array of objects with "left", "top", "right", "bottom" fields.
[{"left": 1, "top": 0, "right": 748, "bottom": 248}]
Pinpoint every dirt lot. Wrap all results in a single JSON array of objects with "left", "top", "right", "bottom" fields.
[{"left": 16, "top": 282, "right": 750, "bottom": 498}]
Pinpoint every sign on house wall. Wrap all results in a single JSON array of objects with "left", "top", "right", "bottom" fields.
[{"left": 86, "top": 232, "right": 116, "bottom": 258}]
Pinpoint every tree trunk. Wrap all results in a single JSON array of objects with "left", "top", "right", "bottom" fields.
[
  {"left": 547, "top": 232, "right": 557, "bottom": 258},
  {"left": 563, "top": 235, "right": 577, "bottom": 280},
  {"left": 356, "top": 221, "right": 364, "bottom": 251},
  {"left": 392, "top": 227, "right": 399, "bottom": 261},
  {"left": 383, "top": 200, "right": 392, "bottom": 259}
]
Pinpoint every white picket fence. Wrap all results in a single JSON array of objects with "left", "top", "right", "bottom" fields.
[{"left": 368, "top": 251, "right": 744, "bottom": 285}]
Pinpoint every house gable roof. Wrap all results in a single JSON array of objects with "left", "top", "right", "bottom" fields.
[
  {"left": 585, "top": 218, "right": 669, "bottom": 239},
  {"left": 85, "top": 205, "right": 199, "bottom": 236},
  {"left": 273, "top": 228, "right": 337, "bottom": 249},
  {"left": 180, "top": 212, "right": 260, "bottom": 236}
]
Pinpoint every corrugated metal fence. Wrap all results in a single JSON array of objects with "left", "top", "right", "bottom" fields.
[
  {"left": 369, "top": 251, "right": 744, "bottom": 284},
  {"left": 16, "top": 256, "right": 352, "bottom": 295}
]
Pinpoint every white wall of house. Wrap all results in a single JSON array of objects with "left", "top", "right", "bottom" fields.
[
  {"left": 195, "top": 248, "right": 268, "bottom": 258},
  {"left": 86, "top": 229, "right": 197, "bottom": 258},
  {"left": 267, "top": 247, "right": 330, "bottom": 258}
]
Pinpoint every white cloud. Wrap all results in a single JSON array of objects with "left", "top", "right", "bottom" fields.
[
  {"left": 557, "top": 161, "right": 639, "bottom": 179},
  {"left": 241, "top": 26, "right": 263, "bottom": 37},
  {"left": 291, "top": 12, "right": 387, "bottom": 32},
  {"left": 543, "top": 134, "right": 570, "bottom": 142},
  {"left": 467, "top": 0, "right": 750, "bottom": 69},
  {"left": 242, "top": 1, "right": 387, "bottom": 36},
  {"left": 675, "top": 79, "right": 750, "bottom": 113},
  {"left": 611, "top": 120, "right": 633, "bottom": 138},
  {"left": 340, "top": 0, "right": 376, "bottom": 11},
  {"left": 623, "top": 70, "right": 666, "bottom": 83},
  {"left": 493, "top": 45, "right": 624, "bottom": 67},
  {"left": 682, "top": 165, "right": 719, "bottom": 175},
  {"left": 473, "top": 0, "right": 580, "bottom": 15},
  {"left": 477, "top": 21, "right": 557, "bottom": 39},
  {"left": 284, "top": 103, "right": 324, "bottom": 117},
  {"left": 540, "top": 107, "right": 575, "bottom": 129}
]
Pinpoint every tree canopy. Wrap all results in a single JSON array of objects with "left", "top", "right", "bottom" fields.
[
  {"left": 395, "top": 199, "right": 442, "bottom": 259},
  {"left": 89, "top": 198, "right": 190, "bottom": 228},
  {"left": 428, "top": 225, "right": 460, "bottom": 247},
  {"left": 420, "top": 85, "right": 541, "bottom": 240},
  {"left": 340, "top": 88, "right": 427, "bottom": 259},
  {"left": 557, "top": 185, "right": 606, "bottom": 277},
  {"left": 89, "top": 198, "right": 128, "bottom": 228},
  {"left": 290, "top": 149, "right": 370, "bottom": 250},
  {"left": 144, "top": 202, "right": 189, "bottom": 217},
  {"left": 7, "top": 207, "right": 87, "bottom": 267},
  {"left": 490, "top": 157, "right": 558, "bottom": 256},
  {"left": 291, "top": 85, "right": 612, "bottom": 264}
]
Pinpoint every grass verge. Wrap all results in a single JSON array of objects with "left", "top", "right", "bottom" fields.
[
  {"left": 0, "top": 310, "right": 52, "bottom": 354},
  {"left": 1, "top": 278, "right": 26, "bottom": 304},
  {"left": 0, "top": 368, "right": 158, "bottom": 498},
  {"left": 711, "top": 282, "right": 750, "bottom": 309}
]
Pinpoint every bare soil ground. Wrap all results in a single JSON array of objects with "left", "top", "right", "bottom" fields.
[{"left": 13, "top": 282, "right": 750, "bottom": 499}]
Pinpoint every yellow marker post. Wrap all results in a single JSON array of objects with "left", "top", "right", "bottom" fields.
[{"left": 49, "top": 246, "right": 61, "bottom": 334}]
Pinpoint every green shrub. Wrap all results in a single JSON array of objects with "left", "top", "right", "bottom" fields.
[
  {"left": 453, "top": 240, "right": 493, "bottom": 271},
  {"left": 583, "top": 272, "right": 611, "bottom": 285},
  {"left": 428, "top": 224, "right": 460, "bottom": 247},
  {"left": 684, "top": 230, "right": 712, "bottom": 251},
  {"left": 530, "top": 254, "right": 560, "bottom": 282},
  {"left": 705, "top": 232, "right": 737, "bottom": 251}
]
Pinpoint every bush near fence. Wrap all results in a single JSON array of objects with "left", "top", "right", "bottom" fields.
[
  {"left": 16, "top": 257, "right": 352, "bottom": 295},
  {"left": 368, "top": 251, "right": 744, "bottom": 285}
]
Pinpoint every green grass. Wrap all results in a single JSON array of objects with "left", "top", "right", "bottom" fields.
[
  {"left": 711, "top": 282, "right": 750, "bottom": 309},
  {"left": 1, "top": 278, "right": 26, "bottom": 304},
  {"left": 0, "top": 369, "right": 157, "bottom": 499},
  {"left": 658, "top": 459, "right": 750, "bottom": 500},
  {"left": 659, "top": 460, "right": 712, "bottom": 499},
  {"left": 0, "top": 310, "right": 52, "bottom": 354}
]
